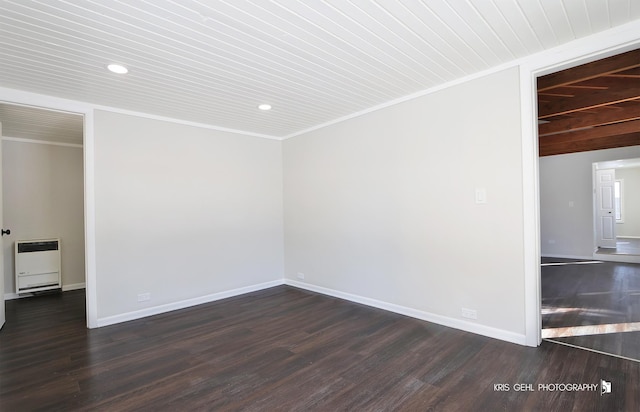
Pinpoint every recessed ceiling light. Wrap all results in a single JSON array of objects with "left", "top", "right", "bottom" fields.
[
  {"left": 258, "top": 104, "right": 272, "bottom": 111},
  {"left": 107, "top": 64, "right": 128, "bottom": 74}
]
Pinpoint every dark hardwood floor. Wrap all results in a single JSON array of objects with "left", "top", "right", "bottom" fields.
[
  {"left": 1, "top": 286, "right": 639, "bottom": 411},
  {"left": 542, "top": 258, "right": 640, "bottom": 360}
]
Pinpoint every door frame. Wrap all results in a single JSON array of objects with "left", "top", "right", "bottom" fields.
[
  {"left": 594, "top": 168, "right": 617, "bottom": 249},
  {"left": 591, "top": 158, "right": 640, "bottom": 264},
  {"left": 520, "top": 21, "right": 640, "bottom": 347},
  {"left": 0, "top": 120, "right": 4, "bottom": 329},
  {"left": 0, "top": 88, "right": 97, "bottom": 328}
]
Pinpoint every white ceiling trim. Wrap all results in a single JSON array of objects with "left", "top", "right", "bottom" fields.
[
  {"left": 2, "top": 135, "right": 83, "bottom": 148},
  {"left": 518, "top": 19, "right": 640, "bottom": 79},
  {"left": 0, "top": 86, "right": 281, "bottom": 141},
  {"left": 284, "top": 58, "right": 521, "bottom": 139},
  {"left": 0, "top": 86, "right": 92, "bottom": 116},
  {"left": 89, "top": 103, "right": 283, "bottom": 141}
]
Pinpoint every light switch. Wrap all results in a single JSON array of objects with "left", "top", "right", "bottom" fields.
[{"left": 475, "top": 188, "right": 487, "bottom": 204}]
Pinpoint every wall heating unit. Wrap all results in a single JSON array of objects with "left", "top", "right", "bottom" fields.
[{"left": 15, "top": 238, "right": 61, "bottom": 293}]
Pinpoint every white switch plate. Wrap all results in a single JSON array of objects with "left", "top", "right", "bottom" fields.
[{"left": 475, "top": 188, "right": 487, "bottom": 204}]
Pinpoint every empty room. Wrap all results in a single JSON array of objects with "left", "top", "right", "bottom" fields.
[{"left": 1, "top": 1, "right": 640, "bottom": 410}]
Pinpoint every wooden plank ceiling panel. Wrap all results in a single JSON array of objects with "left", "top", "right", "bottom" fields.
[{"left": 537, "top": 48, "right": 640, "bottom": 156}]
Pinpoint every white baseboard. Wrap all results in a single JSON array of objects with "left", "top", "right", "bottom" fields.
[
  {"left": 4, "top": 292, "right": 23, "bottom": 300},
  {"left": 96, "top": 280, "right": 284, "bottom": 327},
  {"left": 4, "top": 282, "right": 86, "bottom": 300},
  {"left": 541, "top": 254, "right": 594, "bottom": 260},
  {"left": 63, "top": 282, "right": 86, "bottom": 291},
  {"left": 592, "top": 253, "right": 640, "bottom": 264},
  {"left": 284, "top": 279, "right": 527, "bottom": 346},
  {"left": 7, "top": 276, "right": 528, "bottom": 346}
]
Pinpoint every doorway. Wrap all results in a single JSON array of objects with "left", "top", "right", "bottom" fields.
[
  {"left": 593, "top": 158, "right": 640, "bottom": 261},
  {"left": 536, "top": 48, "right": 640, "bottom": 360},
  {"left": 0, "top": 103, "right": 86, "bottom": 324}
]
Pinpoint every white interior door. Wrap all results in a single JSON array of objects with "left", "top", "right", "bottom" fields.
[
  {"left": 0, "top": 122, "right": 5, "bottom": 330},
  {"left": 595, "top": 168, "right": 617, "bottom": 249}
]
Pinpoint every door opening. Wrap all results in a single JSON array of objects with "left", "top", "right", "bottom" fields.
[
  {"left": 0, "top": 103, "right": 86, "bottom": 327},
  {"left": 536, "top": 47, "right": 640, "bottom": 360}
]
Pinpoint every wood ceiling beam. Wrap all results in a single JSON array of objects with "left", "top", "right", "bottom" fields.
[
  {"left": 537, "top": 48, "right": 640, "bottom": 91},
  {"left": 539, "top": 119, "right": 640, "bottom": 147},
  {"left": 539, "top": 106, "right": 640, "bottom": 136},
  {"left": 539, "top": 132, "right": 640, "bottom": 156},
  {"left": 538, "top": 87, "right": 640, "bottom": 118},
  {"left": 572, "top": 76, "right": 634, "bottom": 88},
  {"left": 538, "top": 92, "right": 575, "bottom": 97},
  {"left": 562, "top": 85, "right": 608, "bottom": 90},
  {"left": 607, "top": 74, "right": 640, "bottom": 79}
]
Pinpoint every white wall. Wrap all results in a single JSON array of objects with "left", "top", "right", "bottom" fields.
[
  {"left": 2, "top": 140, "right": 85, "bottom": 293},
  {"left": 93, "top": 110, "right": 283, "bottom": 319},
  {"left": 283, "top": 67, "right": 526, "bottom": 341},
  {"left": 616, "top": 166, "right": 640, "bottom": 237},
  {"left": 539, "top": 146, "right": 640, "bottom": 258}
]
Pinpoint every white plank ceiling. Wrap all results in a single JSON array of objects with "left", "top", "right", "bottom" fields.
[{"left": 1, "top": 0, "right": 639, "bottom": 139}]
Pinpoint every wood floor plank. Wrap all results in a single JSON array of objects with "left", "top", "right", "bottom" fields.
[{"left": 1, "top": 286, "right": 639, "bottom": 411}]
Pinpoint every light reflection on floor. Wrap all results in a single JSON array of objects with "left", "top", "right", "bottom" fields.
[
  {"left": 542, "top": 322, "right": 640, "bottom": 338},
  {"left": 541, "top": 306, "right": 621, "bottom": 316},
  {"left": 541, "top": 258, "right": 640, "bottom": 360}
]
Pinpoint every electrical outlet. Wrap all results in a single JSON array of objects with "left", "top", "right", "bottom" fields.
[
  {"left": 137, "top": 292, "right": 151, "bottom": 302},
  {"left": 296, "top": 272, "right": 305, "bottom": 280},
  {"left": 461, "top": 308, "right": 477, "bottom": 320}
]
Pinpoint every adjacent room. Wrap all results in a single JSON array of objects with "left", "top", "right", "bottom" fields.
[
  {"left": 537, "top": 51, "right": 640, "bottom": 361},
  {"left": 1, "top": 1, "right": 640, "bottom": 410},
  {"left": 0, "top": 104, "right": 85, "bottom": 302}
]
